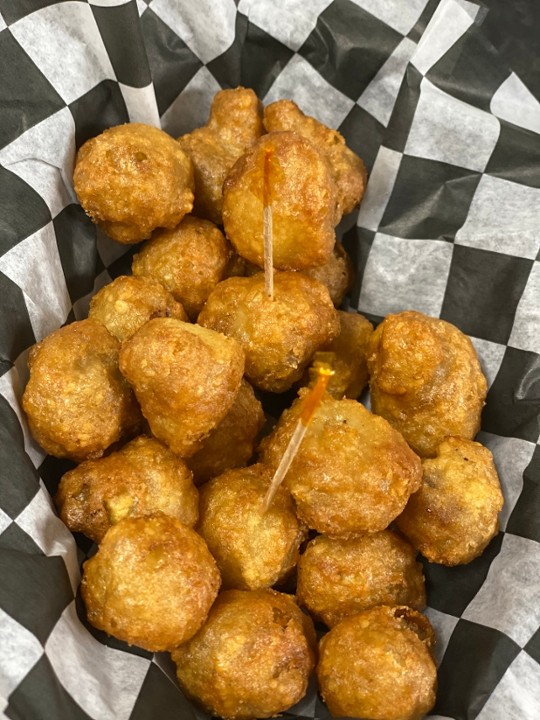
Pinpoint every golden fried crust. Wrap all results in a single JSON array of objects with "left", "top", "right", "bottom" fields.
[
  {"left": 118, "top": 318, "right": 244, "bottom": 457},
  {"left": 264, "top": 100, "right": 367, "bottom": 221},
  {"left": 172, "top": 589, "right": 316, "bottom": 720},
  {"left": 222, "top": 131, "right": 337, "bottom": 271},
  {"left": 396, "top": 437, "right": 504, "bottom": 565},
  {"left": 259, "top": 392, "right": 422, "bottom": 537},
  {"left": 297, "top": 531, "right": 425, "bottom": 628},
  {"left": 22, "top": 320, "right": 140, "bottom": 462},
  {"left": 81, "top": 514, "right": 220, "bottom": 652},
  {"left": 302, "top": 241, "right": 355, "bottom": 307},
  {"left": 178, "top": 88, "right": 264, "bottom": 224},
  {"left": 73, "top": 123, "right": 194, "bottom": 244},
  {"left": 198, "top": 272, "right": 339, "bottom": 393},
  {"left": 55, "top": 435, "right": 199, "bottom": 543},
  {"left": 132, "top": 216, "right": 232, "bottom": 320},
  {"left": 367, "top": 311, "right": 487, "bottom": 457},
  {"left": 187, "top": 380, "right": 265, "bottom": 485},
  {"left": 198, "top": 464, "right": 305, "bottom": 590},
  {"left": 88, "top": 275, "right": 187, "bottom": 341},
  {"left": 317, "top": 606, "right": 437, "bottom": 720}
]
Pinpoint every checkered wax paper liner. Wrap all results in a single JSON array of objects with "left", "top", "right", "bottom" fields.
[{"left": 0, "top": 0, "right": 539, "bottom": 718}]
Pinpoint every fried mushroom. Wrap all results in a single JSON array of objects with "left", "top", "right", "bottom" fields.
[{"left": 302, "top": 241, "right": 355, "bottom": 307}]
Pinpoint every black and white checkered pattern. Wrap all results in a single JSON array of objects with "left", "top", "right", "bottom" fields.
[{"left": 0, "top": 0, "right": 539, "bottom": 718}]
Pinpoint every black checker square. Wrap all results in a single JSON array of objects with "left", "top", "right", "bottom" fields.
[
  {"left": 422, "top": 531, "right": 504, "bottom": 617},
  {"left": 426, "top": 22, "right": 510, "bottom": 112},
  {"left": 379, "top": 155, "right": 481, "bottom": 240},
  {"left": 0, "top": 165, "right": 51, "bottom": 255},
  {"left": 485, "top": 119, "right": 540, "bottom": 190},
  {"left": 384, "top": 64, "right": 422, "bottom": 153},
  {"left": 141, "top": 8, "right": 201, "bottom": 116},
  {"left": 441, "top": 245, "right": 533, "bottom": 344},
  {"left": 525, "top": 624, "right": 540, "bottom": 665},
  {"left": 506, "top": 445, "right": 540, "bottom": 543},
  {"left": 435, "top": 619, "right": 520, "bottom": 719},
  {"left": 130, "top": 662, "right": 197, "bottom": 720},
  {"left": 207, "top": 13, "right": 294, "bottom": 101},
  {"left": 0, "top": 550, "right": 73, "bottom": 644},
  {"left": 0, "top": 272, "right": 36, "bottom": 376},
  {"left": 69, "top": 80, "right": 129, "bottom": 150},
  {"left": 0, "top": 30, "right": 65, "bottom": 150},
  {"left": 342, "top": 225, "right": 376, "bottom": 311},
  {"left": 482, "top": 347, "right": 540, "bottom": 443},
  {"left": 91, "top": 2, "right": 152, "bottom": 89},
  {"left": 0, "top": 522, "right": 42, "bottom": 555},
  {"left": 5, "top": 654, "right": 93, "bottom": 720},
  {"left": 39, "top": 454, "right": 76, "bottom": 499},
  {"left": 299, "top": 0, "right": 403, "bottom": 101},
  {"left": 407, "top": 0, "right": 440, "bottom": 43},
  {"left": 338, "top": 103, "right": 384, "bottom": 174}
]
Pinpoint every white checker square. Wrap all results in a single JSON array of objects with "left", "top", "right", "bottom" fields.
[
  {"left": 264, "top": 54, "right": 354, "bottom": 129},
  {"left": 10, "top": 3, "right": 115, "bottom": 105},
  {"left": 118, "top": 83, "right": 160, "bottom": 126},
  {"left": 0, "top": 108, "right": 77, "bottom": 217},
  {"left": 358, "top": 234, "right": 453, "bottom": 318},
  {"left": 455, "top": 175, "right": 540, "bottom": 259},
  {"left": 476, "top": 651, "right": 540, "bottom": 720},
  {"left": 0, "top": 609, "right": 43, "bottom": 700},
  {"left": 150, "top": 0, "right": 236, "bottom": 64},
  {"left": 136, "top": 0, "right": 147, "bottom": 17},
  {"left": 237, "top": 0, "right": 333, "bottom": 52},
  {"left": 0, "top": 223, "right": 71, "bottom": 342},
  {"left": 411, "top": 0, "right": 473, "bottom": 75},
  {"left": 356, "top": 146, "right": 402, "bottom": 232},
  {"left": 0, "top": 508, "right": 11, "bottom": 535},
  {"left": 0, "top": 10, "right": 6, "bottom": 32},
  {"left": 350, "top": 0, "right": 428, "bottom": 35},
  {"left": 358, "top": 37, "right": 417, "bottom": 127},
  {"left": 160, "top": 66, "right": 221, "bottom": 138},
  {"left": 405, "top": 77, "right": 500, "bottom": 172},
  {"left": 88, "top": 0, "right": 132, "bottom": 5},
  {"left": 46, "top": 602, "right": 150, "bottom": 720},
  {"left": 424, "top": 607, "right": 459, "bottom": 666},
  {"left": 477, "top": 432, "right": 536, "bottom": 531},
  {"left": 463, "top": 533, "right": 540, "bottom": 647},
  {"left": 509, "top": 261, "right": 540, "bottom": 355},
  {"left": 491, "top": 72, "right": 540, "bottom": 136},
  {"left": 468, "top": 336, "right": 506, "bottom": 389}
]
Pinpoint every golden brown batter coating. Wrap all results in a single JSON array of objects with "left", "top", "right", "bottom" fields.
[
  {"left": 172, "top": 589, "right": 316, "bottom": 720},
  {"left": 81, "top": 514, "right": 220, "bottom": 652},
  {"left": 55, "top": 435, "right": 199, "bottom": 543},
  {"left": 222, "top": 131, "right": 337, "bottom": 270},
  {"left": 264, "top": 99, "right": 367, "bottom": 221},
  {"left": 187, "top": 380, "right": 265, "bottom": 485},
  {"left": 119, "top": 318, "right": 244, "bottom": 457},
  {"left": 22, "top": 319, "right": 140, "bottom": 462},
  {"left": 302, "top": 241, "right": 355, "bottom": 307},
  {"left": 132, "top": 216, "right": 232, "bottom": 320},
  {"left": 317, "top": 606, "right": 437, "bottom": 720},
  {"left": 396, "top": 437, "right": 504, "bottom": 565},
  {"left": 198, "top": 464, "right": 304, "bottom": 590},
  {"left": 367, "top": 311, "right": 487, "bottom": 458},
  {"left": 297, "top": 531, "right": 425, "bottom": 628},
  {"left": 259, "top": 392, "right": 422, "bottom": 537},
  {"left": 73, "top": 123, "right": 194, "bottom": 244},
  {"left": 88, "top": 275, "right": 187, "bottom": 342},
  {"left": 178, "top": 87, "right": 264, "bottom": 224},
  {"left": 198, "top": 272, "right": 339, "bottom": 393}
]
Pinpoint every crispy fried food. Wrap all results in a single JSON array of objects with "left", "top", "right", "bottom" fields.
[
  {"left": 198, "top": 272, "right": 339, "bottom": 393},
  {"left": 297, "top": 531, "right": 425, "bottom": 628},
  {"left": 302, "top": 241, "right": 355, "bottom": 307},
  {"left": 73, "top": 123, "right": 194, "bottom": 244},
  {"left": 305, "top": 310, "right": 373, "bottom": 399},
  {"left": 396, "top": 437, "right": 504, "bottom": 565},
  {"left": 259, "top": 392, "right": 422, "bottom": 537},
  {"left": 187, "top": 380, "right": 265, "bottom": 485},
  {"left": 88, "top": 275, "right": 187, "bottom": 341},
  {"left": 55, "top": 435, "right": 199, "bottom": 543},
  {"left": 132, "top": 216, "right": 232, "bottom": 320},
  {"left": 81, "top": 514, "right": 220, "bottom": 652},
  {"left": 22, "top": 319, "right": 140, "bottom": 462},
  {"left": 178, "top": 87, "right": 263, "bottom": 224},
  {"left": 317, "top": 606, "right": 437, "bottom": 720},
  {"left": 367, "top": 311, "right": 487, "bottom": 457},
  {"left": 172, "top": 589, "right": 316, "bottom": 720},
  {"left": 198, "top": 464, "right": 304, "bottom": 591},
  {"left": 222, "top": 131, "right": 337, "bottom": 270},
  {"left": 264, "top": 99, "right": 367, "bottom": 221},
  {"left": 119, "top": 318, "right": 244, "bottom": 457}
]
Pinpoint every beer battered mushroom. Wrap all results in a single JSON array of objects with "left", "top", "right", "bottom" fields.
[{"left": 302, "top": 241, "right": 355, "bottom": 307}]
